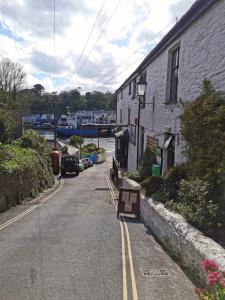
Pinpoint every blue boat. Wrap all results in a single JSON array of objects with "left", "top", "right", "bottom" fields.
[{"left": 56, "top": 127, "right": 98, "bottom": 137}]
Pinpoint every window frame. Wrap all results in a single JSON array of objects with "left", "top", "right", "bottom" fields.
[
  {"left": 120, "top": 108, "right": 122, "bottom": 124},
  {"left": 140, "top": 72, "right": 147, "bottom": 109},
  {"left": 128, "top": 82, "right": 131, "bottom": 95},
  {"left": 120, "top": 89, "right": 123, "bottom": 99},
  {"left": 132, "top": 78, "right": 136, "bottom": 99},
  {"left": 128, "top": 107, "right": 131, "bottom": 126},
  {"left": 130, "top": 124, "right": 136, "bottom": 145},
  {"left": 165, "top": 43, "right": 180, "bottom": 104}
]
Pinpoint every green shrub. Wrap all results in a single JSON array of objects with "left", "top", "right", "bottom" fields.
[
  {"left": 165, "top": 163, "right": 190, "bottom": 185},
  {"left": 165, "top": 200, "right": 218, "bottom": 229},
  {"left": 152, "top": 189, "right": 171, "bottom": 203},
  {"left": 164, "top": 163, "right": 190, "bottom": 200},
  {"left": 96, "top": 147, "right": 105, "bottom": 154},
  {"left": 80, "top": 143, "right": 105, "bottom": 156},
  {"left": 16, "top": 129, "right": 50, "bottom": 157},
  {"left": 165, "top": 178, "right": 219, "bottom": 229},
  {"left": 124, "top": 170, "right": 143, "bottom": 183},
  {"left": 0, "top": 144, "right": 38, "bottom": 175},
  {"left": 142, "top": 176, "right": 164, "bottom": 197},
  {"left": 138, "top": 147, "right": 156, "bottom": 179},
  {"left": 69, "top": 135, "right": 83, "bottom": 148},
  {"left": 181, "top": 80, "right": 225, "bottom": 203},
  {"left": 178, "top": 178, "right": 209, "bottom": 204},
  {"left": 0, "top": 109, "right": 15, "bottom": 143}
]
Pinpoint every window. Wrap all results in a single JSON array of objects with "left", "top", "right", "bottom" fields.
[
  {"left": 163, "top": 135, "right": 175, "bottom": 169},
  {"left": 128, "top": 108, "right": 131, "bottom": 125},
  {"left": 120, "top": 89, "right": 123, "bottom": 99},
  {"left": 130, "top": 124, "right": 136, "bottom": 145},
  {"left": 140, "top": 72, "right": 147, "bottom": 108},
  {"left": 169, "top": 47, "right": 180, "bottom": 102},
  {"left": 120, "top": 109, "right": 122, "bottom": 123},
  {"left": 128, "top": 82, "right": 131, "bottom": 95},
  {"left": 132, "top": 78, "right": 136, "bottom": 99}
]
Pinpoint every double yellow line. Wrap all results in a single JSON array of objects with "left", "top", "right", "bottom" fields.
[
  {"left": 106, "top": 175, "right": 138, "bottom": 300},
  {"left": 0, "top": 179, "right": 64, "bottom": 232}
]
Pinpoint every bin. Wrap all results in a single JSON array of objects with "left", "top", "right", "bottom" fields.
[{"left": 152, "top": 164, "right": 161, "bottom": 176}]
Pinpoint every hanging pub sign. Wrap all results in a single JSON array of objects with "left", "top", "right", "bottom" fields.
[
  {"left": 117, "top": 188, "right": 140, "bottom": 219},
  {"left": 147, "top": 135, "right": 158, "bottom": 150}
]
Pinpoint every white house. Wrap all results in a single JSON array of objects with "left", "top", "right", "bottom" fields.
[{"left": 116, "top": 0, "right": 225, "bottom": 173}]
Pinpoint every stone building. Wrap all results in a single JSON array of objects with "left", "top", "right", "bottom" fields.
[{"left": 116, "top": 0, "right": 225, "bottom": 173}]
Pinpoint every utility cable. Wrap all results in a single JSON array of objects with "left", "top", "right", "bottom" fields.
[
  {"left": 53, "top": 0, "right": 56, "bottom": 75},
  {"left": 101, "top": 55, "right": 146, "bottom": 86},
  {"left": 97, "top": 20, "right": 175, "bottom": 84},
  {"left": 76, "top": 0, "right": 122, "bottom": 75},
  {"left": 101, "top": 21, "right": 175, "bottom": 86},
  {"left": 71, "top": 0, "right": 107, "bottom": 77}
]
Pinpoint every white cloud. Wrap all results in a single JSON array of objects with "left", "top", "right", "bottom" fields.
[
  {"left": 26, "top": 73, "right": 55, "bottom": 92},
  {"left": 0, "top": 0, "right": 196, "bottom": 93}
]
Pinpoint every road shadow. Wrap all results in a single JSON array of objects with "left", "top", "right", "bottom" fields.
[
  {"left": 61, "top": 173, "right": 79, "bottom": 179},
  {"left": 120, "top": 215, "right": 142, "bottom": 224}
]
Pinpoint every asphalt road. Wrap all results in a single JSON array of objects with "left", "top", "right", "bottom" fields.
[{"left": 0, "top": 141, "right": 195, "bottom": 300}]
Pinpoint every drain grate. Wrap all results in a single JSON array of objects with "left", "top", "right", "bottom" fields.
[
  {"left": 140, "top": 268, "right": 170, "bottom": 277},
  {"left": 94, "top": 188, "right": 110, "bottom": 191}
]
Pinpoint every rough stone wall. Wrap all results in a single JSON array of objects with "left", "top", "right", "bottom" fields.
[
  {"left": 117, "top": 0, "right": 225, "bottom": 171},
  {"left": 141, "top": 196, "right": 225, "bottom": 285},
  {"left": 0, "top": 161, "right": 54, "bottom": 213}
]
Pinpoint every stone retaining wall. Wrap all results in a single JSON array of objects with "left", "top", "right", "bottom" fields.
[
  {"left": 141, "top": 197, "right": 225, "bottom": 285},
  {"left": 0, "top": 163, "right": 54, "bottom": 213},
  {"left": 122, "top": 177, "right": 225, "bottom": 285}
]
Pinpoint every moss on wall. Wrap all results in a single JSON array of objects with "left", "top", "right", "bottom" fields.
[{"left": 0, "top": 142, "right": 54, "bottom": 212}]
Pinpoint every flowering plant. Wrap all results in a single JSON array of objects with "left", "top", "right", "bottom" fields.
[{"left": 195, "top": 259, "right": 225, "bottom": 300}]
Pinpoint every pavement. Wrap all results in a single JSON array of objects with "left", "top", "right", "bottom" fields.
[{"left": 0, "top": 138, "right": 196, "bottom": 300}]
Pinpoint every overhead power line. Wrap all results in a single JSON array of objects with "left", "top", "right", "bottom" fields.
[
  {"left": 97, "top": 20, "right": 175, "bottom": 84},
  {"left": 71, "top": 0, "right": 107, "bottom": 77},
  {"left": 101, "top": 55, "right": 146, "bottom": 86},
  {"left": 76, "top": 0, "right": 122, "bottom": 75},
  {"left": 53, "top": 0, "right": 56, "bottom": 75}
]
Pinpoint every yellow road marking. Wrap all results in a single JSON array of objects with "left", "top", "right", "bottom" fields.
[
  {"left": 105, "top": 175, "right": 116, "bottom": 206},
  {"left": 0, "top": 179, "right": 64, "bottom": 231},
  {"left": 106, "top": 174, "right": 138, "bottom": 300},
  {"left": 119, "top": 216, "right": 128, "bottom": 300},
  {"left": 123, "top": 218, "right": 138, "bottom": 300}
]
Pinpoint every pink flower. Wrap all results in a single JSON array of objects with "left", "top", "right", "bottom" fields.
[
  {"left": 220, "top": 279, "right": 225, "bottom": 287},
  {"left": 207, "top": 271, "right": 221, "bottom": 285},
  {"left": 201, "top": 259, "right": 219, "bottom": 272}
]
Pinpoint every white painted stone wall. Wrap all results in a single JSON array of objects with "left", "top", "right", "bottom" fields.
[
  {"left": 141, "top": 196, "right": 225, "bottom": 285},
  {"left": 122, "top": 177, "right": 225, "bottom": 285},
  {"left": 117, "top": 0, "right": 225, "bottom": 171}
]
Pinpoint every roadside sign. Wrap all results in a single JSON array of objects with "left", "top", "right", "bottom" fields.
[{"left": 117, "top": 188, "right": 140, "bottom": 219}]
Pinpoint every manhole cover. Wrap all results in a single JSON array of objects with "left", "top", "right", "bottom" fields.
[{"left": 140, "top": 268, "right": 170, "bottom": 277}]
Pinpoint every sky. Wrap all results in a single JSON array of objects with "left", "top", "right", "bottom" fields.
[{"left": 0, "top": 0, "right": 196, "bottom": 93}]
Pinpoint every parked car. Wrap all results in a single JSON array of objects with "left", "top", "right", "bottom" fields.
[
  {"left": 84, "top": 158, "right": 93, "bottom": 167},
  {"left": 81, "top": 158, "right": 89, "bottom": 169},
  {"left": 61, "top": 155, "right": 79, "bottom": 176},
  {"left": 79, "top": 159, "right": 84, "bottom": 171}
]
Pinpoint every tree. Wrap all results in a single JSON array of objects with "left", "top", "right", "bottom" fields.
[
  {"left": 181, "top": 80, "right": 225, "bottom": 202},
  {"left": 0, "top": 109, "right": 15, "bottom": 143},
  {"left": 0, "top": 58, "right": 26, "bottom": 108},
  {"left": 69, "top": 135, "right": 83, "bottom": 148},
  {"left": 33, "top": 84, "right": 45, "bottom": 96}
]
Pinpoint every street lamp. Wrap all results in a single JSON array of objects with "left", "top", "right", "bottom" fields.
[{"left": 136, "top": 74, "right": 147, "bottom": 168}]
